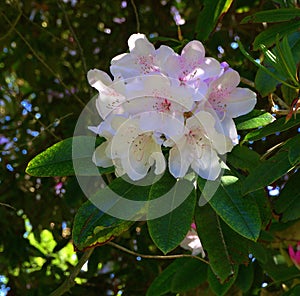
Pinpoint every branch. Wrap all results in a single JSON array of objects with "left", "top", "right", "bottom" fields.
[
  {"left": 130, "top": 0, "right": 140, "bottom": 32},
  {"left": 49, "top": 248, "right": 94, "bottom": 296},
  {"left": 108, "top": 241, "right": 209, "bottom": 264}
]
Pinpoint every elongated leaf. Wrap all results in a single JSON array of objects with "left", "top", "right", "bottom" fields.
[
  {"left": 73, "top": 177, "right": 151, "bottom": 250},
  {"left": 288, "top": 134, "right": 300, "bottom": 164},
  {"left": 280, "top": 35, "right": 297, "bottom": 78},
  {"left": 235, "top": 110, "right": 275, "bottom": 130},
  {"left": 198, "top": 176, "right": 261, "bottom": 241},
  {"left": 207, "top": 266, "right": 238, "bottom": 296},
  {"left": 254, "top": 67, "right": 279, "bottom": 97},
  {"left": 241, "top": 8, "right": 300, "bottom": 24},
  {"left": 195, "top": 0, "right": 234, "bottom": 40},
  {"left": 26, "top": 136, "right": 113, "bottom": 177},
  {"left": 171, "top": 259, "right": 207, "bottom": 292},
  {"left": 195, "top": 204, "right": 235, "bottom": 282},
  {"left": 253, "top": 21, "right": 300, "bottom": 50},
  {"left": 146, "top": 258, "right": 187, "bottom": 296},
  {"left": 242, "top": 150, "right": 292, "bottom": 195},
  {"left": 235, "top": 264, "right": 254, "bottom": 293},
  {"left": 242, "top": 135, "right": 300, "bottom": 195},
  {"left": 243, "top": 116, "right": 300, "bottom": 142},
  {"left": 148, "top": 175, "right": 196, "bottom": 254},
  {"left": 281, "top": 83, "right": 299, "bottom": 105},
  {"left": 226, "top": 145, "right": 262, "bottom": 174},
  {"left": 275, "top": 171, "right": 300, "bottom": 222}
]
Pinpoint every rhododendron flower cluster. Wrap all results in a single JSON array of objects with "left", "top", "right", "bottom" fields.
[{"left": 88, "top": 34, "right": 256, "bottom": 181}]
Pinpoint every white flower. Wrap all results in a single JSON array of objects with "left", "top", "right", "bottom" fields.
[
  {"left": 164, "top": 40, "right": 221, "bottom": 97},
  {"left": 88, "top": 33, "right": 257, "bottom": 181},
  {"left": 110, "top": 33, "right": 175, "bottom": 79},
  {"left": 108, "top": 117, "right": 166, "bottom": 180},
  {"left": 202, "top": 69, "right": 257, "bottom": 144},
  {"left": 167, "top": 111, "right": 233, "bottom": 180},
  {"left": 180, "top": 228, "right": 205, "bottom": 257}
]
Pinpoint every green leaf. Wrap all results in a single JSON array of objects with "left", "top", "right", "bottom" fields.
[
  {"left": 280, "top": 35, "right": 297, "bottom": 79},
  {"left": 242, "top": 150, "right": 291, "bottom": 195},
  {"left": 26, "top": 136, "right": 113, "bottom": 177},
  {"left": 241, "top": 8, "right": 300, "bottom": 24},
  {"left": 72, "top": 200, "right": 134, "bottom": 251},
  {"left": 275, "top": 171, "right": 300, "bottom": 222},
  {"left": 226, "top": 145, "right": 262, "bottom": 174},
  {"left": 195, "top": 0, "right": 234, "bottom": 40},
  {"left": 242, "top": 135, "right": 300, "bottom": 195},
  {"left": 235, "top": 264, "right": 254, "bottom": 293},
  {"left": 198, "top": 176, "right": 261, "bottom": 241},
  {"left": 288, "top": 134, "right": 300, "bottom": 164},
  {"left": 282, "top": 83, "right": 299, "bottom": 105},
  {"left": 254, "top": 67, "right": 279, "bottom": 97},
  {"left": 148, "top": 174, "right": 196, "bottom": 254},
  {"left": 207, "top": 265, "right": 238, "bottom": 296},
  {"left": 73, "top": 177, "right": 152, "bottom": 251},
  {"left": 195, "top": 204, "right": 237, "bottom": 282},
  {"left": 243, "top": 116, "right": 300, "bottom": 143},
  {"left": 146, "top": 258, "right": 187, "bottom": 296},
  {"left": 253, "top": 21, "right": 300, "bottom": 50},
  {"left": 235, "top": 110, "right": 275, "bottom": 130},
  {"left": 171, "top": 259, "right": 207, "bottom": 292}
]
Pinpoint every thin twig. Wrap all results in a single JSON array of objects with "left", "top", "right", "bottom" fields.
[
  {"left": 130, "top": 0, "right": 140, "bottom": 32},
  {"left": 0, "top": 202, "right": 16, "bottom": 210},
  {"left": 240, "top": 77, "right": 255, "bottom": 88},
  {"left": 108, "top": 241, "right": 209, "bottom": 264},
  {"left": 49, "top": 248, "right": 94, "bottom": 296},
  {"left": 57, "top": 0, "right": 88, "bottom": 75},
  {"left": 1, "top": 11, "right": 86, "bottom": 108},
  {"left": 0, "top": 10, "right": 22, "bottom": 41}
]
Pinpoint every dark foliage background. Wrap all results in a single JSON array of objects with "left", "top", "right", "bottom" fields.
[{"left": 1, "top": 0, "right": 300, "bottom": 295}]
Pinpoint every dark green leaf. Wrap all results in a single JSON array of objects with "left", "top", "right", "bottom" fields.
[
  {"left": 171, "top": 259, "right": 207, "bottom": 292},
  {"left": 280, "top": 35, "right": 297, "bottom": 78},
  {"left": 241, "top": 8, "right": 300, "bottom": 24},
  {"left": 26, "top": 136, "right": 113, "bottom": 177},
  {"left": 195, "top": 204, "right": 235, "bottom": 282},
  {"left": 195, "top": 0, "right": 234, "bottom": 40},
  {"left": 254, "top": 67, "right": 279, "bottom": 97},
  {"left": 242, "top": 149, "right": 291, "bottom": 195},
  {"left": 235, "top": 110, "right": 275, "bottom": 130},
  {"left": 198, "top": 176, "right": 261, "bottom": 241},
  {"left": 288, "top": 134, "right": 300, "bottom": 165},
  {"left": 282, "top": 84, "right": 299, "bottom": 105},
  {"left": 227, "top": 145, "right": 262, "bottom": 174},
  {"left": 253, "top": 21, "right": 300, "bottom": 50},
  {"left": 235, "top": 264, "right": 254, "bottom": 293},
  {"left": 207, "top": 266, "right": 238, "bottom": 296},
  {"left": 242, "top": 135, "right": 300, "bottom": 194},
  {"left": 243, "top": 116, "right": 300, "bottom": 142},
  {"left": 146, "top": 258, "right": 187, "bottom": 296},
  {"left": 275, "top": 171, "right": 300, "bottom": 222},
  {"left": 148, "top": 174, "right": 196, "bottom": 254}
]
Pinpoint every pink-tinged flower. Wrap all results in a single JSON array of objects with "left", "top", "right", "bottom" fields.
[
  {"left": 164, "top": 40, "right": 221, "bottom": 95},
  {"left": 166, "top": 111, "right": 233, "bottom": 180},
  {"left": 289, "top": 242, "right": 300, "bottom": 269},
  {"left": 110, "top": 33, "right": 175, "bottom": 78},
  {"left": 180, "top": 227, "right": 205, "bottom": 257},
  {"left": 203, "top": 69, "right": 257, "bottom": 144}
]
